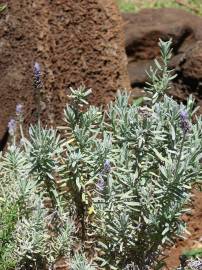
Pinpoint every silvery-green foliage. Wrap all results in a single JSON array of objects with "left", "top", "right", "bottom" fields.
[
  {"left": 26, "top": 122, "right": 62, "bottom": 208},
  {"left": 0, "top": 144, "right": 35, "bottom": 219},
  {"left": 55, "top": 40, "right": 202, "bottom": 270},
  {"left": 13, "top": 196, "right": 73, "bottom": 268},
  {"left": 94, "top": 92, "right": 202, "bottom": 269},
  {"left": 71, "top": 253, "right": 95, "bottom": 270},
  {"left": 145, "top": 39, "right": 177, "bottom": 104},
  {"left": 0, "top": 127, "right": 73, "bottom": 269},
  {"left": 27, "top": 123, "right": 61, "bottom": 183},
  {"left": 60, "top": 86, "right": 105, "bottom": 236},
  {"left": 85, "top": 41, "right": 202, "bottom": 269},
  {"left": 0, "top": 199, "right": 18, "bottom": 269},
  {"left": 0, "top": 144, "right": 36, "bottom": 269},
  {"left": 0, "top": 145, "right": 32, "bottom": 200},
  {"left": 13, "top": 198, "right": 47, "bottom": 267},
  {"left": 45, "top": 205, "right": 74, "bottom": 265}
]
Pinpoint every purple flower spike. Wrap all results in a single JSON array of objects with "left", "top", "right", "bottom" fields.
[
  {"left": 97, "top": 160, "right": 111, "bottom": 193},
  {"left": 8, "top": 119, "right": 16, "bottom": 136},
  {"left": 33, "top": 62, "right": 42, "bottom": 89},
  {"left": 179, "top": 110, "right": 190, "bottom": 134},
  {"left": 103, "top": 160, "right": 111, "bottom": 174},
  {"left": 16, "top": 104, "right": 23, "bottom": 115}
]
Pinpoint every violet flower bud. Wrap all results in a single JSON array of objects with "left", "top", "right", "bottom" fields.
[
  {"left": 16, "top": 104, "right": 23, "bottom": 115},
  {"left": 33, "top": 62, "right": 42, "bottom": 89},
  {"left": 103, "top": 159, "right": 111, "bottom": 174},
  {"left": 8, "top": 119, "right": 16, "bottom": 136},
  {"left": 97, "top": 160, "right": 111, "bottom": 193},
  {"left": 179, "top": 110, "right": 190, "bottom": 134}
]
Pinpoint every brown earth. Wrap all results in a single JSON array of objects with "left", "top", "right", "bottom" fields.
[{"left": 0, "top": 0, "right": 130, "bottom": 140}]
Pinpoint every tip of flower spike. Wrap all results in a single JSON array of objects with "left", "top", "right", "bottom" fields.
[
  {"left": 179, "top": 110, "right": 190, "bottom": 134},
  {"left": 179, "top": 110, "right": 188, "bottom": 119},
  {"left": 33, "top": 62, "right": 42, "bottom": 89},
  {"left": 16, "top": 104, "right": 23, "bottom": 115},
  {"left": 34, "top": 62, "right": 40, "bottom": 73},
  {"left": 103, "top": 159, "right": 111, "bottom": 174},
  {"left": 8, "top": 119, "right": 16, "bottom": 136}
]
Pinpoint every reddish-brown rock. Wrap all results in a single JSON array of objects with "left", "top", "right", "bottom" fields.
[
  {"left": 0, "top": 0, "right": 130, "bottom": 138},
  {"left": 122, "top": 8, "right": 202, "bottom": 108},
  {"left": 180, "top": 41, "right": 202, "bottom": 80}
]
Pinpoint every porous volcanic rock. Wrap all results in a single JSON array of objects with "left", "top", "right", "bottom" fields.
[
  {"left": 122, "top": 8, "right": 202, "bottom": 108},
  {"left": 0, "top": 0, "right": 130, "bottom": 139}
]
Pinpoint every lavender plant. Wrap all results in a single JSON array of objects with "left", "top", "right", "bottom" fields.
[
  {"left": 70, "top": 253, "right": 95, "bottom": 270},
  {"left": 90, "top": 41, "right": 202, "bottom": 269},
  {"left": 0, "top": 39, "right": 202, "bottom": 270},
  {"left": 0, "top": 115, "right": 73, "bottom": 269},
  {"left": 59, "top": 40, "right": 202, "bottom": 269}
]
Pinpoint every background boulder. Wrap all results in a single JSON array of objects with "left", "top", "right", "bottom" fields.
[{"left": 122, "top": 8, "right": 202, "bottom": 109}]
